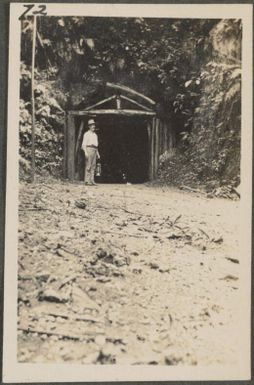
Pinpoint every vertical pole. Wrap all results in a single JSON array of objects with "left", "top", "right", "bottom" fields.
[
  {"left": 154, "top": 118, "right": 159, "bottom": 177},
  {"left": 168, "top": 122, "right": 171, "bottom": 150},
  {"left": 163, "top": 122, "right": 168, "bottom": 152},
  {"left": 158, "top": 121, "right": 161, "bottom": 155},
  {"left": 164, "top": 122, "right": 168, "bottom": 153},
  {"left": 76, "top": 119, "right": 85, "bottom": 180},
  {"left": 151, "top": 117, "right": 156, "bottom": 179},
  {"left": 31, "top": 15, "right": 37, "bottom": 182},
  {"left": 172, "top": 122, "right": 176, "bottom": 148},
  {"left": 159, "top": 121, "right": 163, "bottom": 155},
  {"left": 67, "top": 113, "right": 76, "bottom": 180},
  {"left": 63, "top": 113, "right": 67, "bottom": 178},
  {"left": 170, "top": 123, "right": 174, "bottom": 149},
  {"left": 147, "top": 121, "right": 152, "bottom": 180},
  {"left": 162, "top": 122, "right": 165, "bottom": 152},
  {"left": 116, "top": 96, "right": 121, "bottom": 109}
]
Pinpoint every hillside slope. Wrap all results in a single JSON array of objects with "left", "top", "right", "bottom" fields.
[{"left": 158, "top": 20, "right": 241, "bottom": 192}]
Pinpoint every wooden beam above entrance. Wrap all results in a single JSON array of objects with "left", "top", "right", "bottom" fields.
[
  {"left": 120, "top": 95, "right": 153, "bottom": 112},
  {"left": 69, "top": 109, "right": 156, "bottom": 116},
  {"left": 106, "top": 82, "right": 156, "bottom": 106},
  {"left": 84, "top": 95, "right": 115, "bottom": 111}
]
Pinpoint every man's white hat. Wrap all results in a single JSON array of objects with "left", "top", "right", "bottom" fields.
[{"left": 88, "top": 118, "right": 96, "bottom": 126}]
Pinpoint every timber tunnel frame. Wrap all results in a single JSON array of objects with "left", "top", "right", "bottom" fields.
[{"left": 64, "top": 83, "right": 175, "bottom": 182}]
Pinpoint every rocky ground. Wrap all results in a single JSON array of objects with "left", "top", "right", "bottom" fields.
[{"left": 18, "top": 181, "right": 240, "bottom": 365}]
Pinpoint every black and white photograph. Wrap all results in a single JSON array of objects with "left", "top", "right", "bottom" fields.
[{"left": 3, "top": 2, "right": 252, "bottom": 382}]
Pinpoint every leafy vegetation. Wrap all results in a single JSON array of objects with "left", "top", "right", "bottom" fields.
[
  {"left": 20, "top": 62, "right": 66, "bottom": 178},
  {"left": 158, "top": 19, "right": 241, "bottom": 190},
  {"left": 20, "top": 17, "right": 241, "bottom": 188}
]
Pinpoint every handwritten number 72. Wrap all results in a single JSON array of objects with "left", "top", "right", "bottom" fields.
[{"left": 19, "top": 4, "right": 47, "bottom": 20}]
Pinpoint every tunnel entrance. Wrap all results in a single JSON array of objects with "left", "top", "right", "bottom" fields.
[
  {"left": 65, "top": 84, "right": 175, "bottom": 181},
  {"left": 76, "top": 115, "right": 149, "bottom": 184}
]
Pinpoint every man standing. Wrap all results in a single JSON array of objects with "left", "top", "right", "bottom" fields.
[{"left": 81, "top": 118, "right": 100, "bottom": 185}]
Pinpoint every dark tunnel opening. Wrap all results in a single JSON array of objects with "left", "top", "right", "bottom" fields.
[{"left": 76, "top": 115, "right": 150, "bottom": 184}]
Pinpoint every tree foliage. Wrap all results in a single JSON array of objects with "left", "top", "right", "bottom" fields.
[
  {"left": 158, "top": 19, "right": 241, "bottom": 189},
  {"left": 20, "top": 62, "right": 65, "bottom": 178},
  {"left": 20, "top": 16, "right": 241, "bottom": 187}
]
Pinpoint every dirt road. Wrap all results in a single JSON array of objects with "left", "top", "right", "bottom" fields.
[{"left": 18, "top": 181, "right": 240, "bottom": 365}]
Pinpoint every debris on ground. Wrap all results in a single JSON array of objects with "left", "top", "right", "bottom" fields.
[
  {"left": 75, "top": 199, "right": 87, "bottom": 209},
  {"left": 38, "top": 288, "right": 70, "bottom": 303},
  {"left": 18, "top": 182, "right": 240, "bottom": 365}
]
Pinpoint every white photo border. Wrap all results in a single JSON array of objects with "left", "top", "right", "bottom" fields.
[{"left": 3, "top": 3, "right": 252, "bottom": 382}]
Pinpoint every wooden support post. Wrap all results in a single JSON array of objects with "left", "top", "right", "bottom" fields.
[
  {"left": 153, "top": 117, "right": 157, "bottom": 178},
  {"left": 170, "top": 123, "right": 174, "bottom": 149},
  {"left": 167, "top": 125, "right": 171, "bottom": 150},
  {"left": 116, "top": 96, "right": 121, "bottom": 109},
  {"left": 147, "top": 121, "right": 152, "bottom": 180},
  {"left": 67, "top": 114, "right": 76, "bottom": 180},
  {"left": 165, "top": 123, "right": 168, "bottom": 151},
  {"left": 154, "top": 118, "right": 159, "bottom": 177},
  {"left": 172, "top": 123, "right": 176, "bottom": 148},
  {"left": 162, "top": 122, "right": 166, "bottom": 154},
  {"left": 75, "top": 119, "right": 85, "bottom": 180},
  {"left": 75, "top": 119, "right": 84, "bottom": 155},
  {"left": 163, "top": 122, "right": 167, "bottom": 153},
  {"left": 159, "top": 121, "right": 161, "bottom": 154},
  {"left": 63, "top": 114, "right": 67, "bottom": 178},
  {"left": 159, "top": 121, "right": 163, "bottom": 155},
  {"left": 151, "top": 117, "right": 156, "bottom": 179}
]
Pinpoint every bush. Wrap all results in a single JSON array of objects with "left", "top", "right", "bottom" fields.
[
  {"left": 158, "top": 20, "right": 241, "bottom": 189},
  {"left": 19, "top": 64, "right": 65, "bottom": 179}
]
